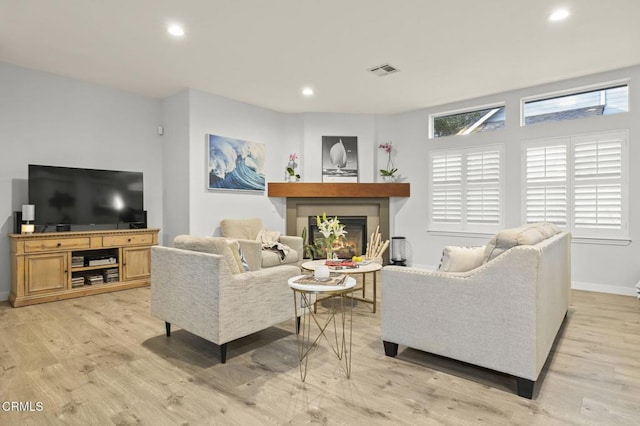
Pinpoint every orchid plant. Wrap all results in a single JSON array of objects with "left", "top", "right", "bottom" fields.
[
  {"left": 378, "top": 142, "right": 398, "bottom": 177},
  {"left": 286, "top": 153, "right": 300, "bottom": 180}
]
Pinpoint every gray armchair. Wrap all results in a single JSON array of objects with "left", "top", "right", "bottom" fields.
[
  {"left": 151, "top": 236, "right": 301, "bottom": 363},
  {"left": 220, "top": 217, "right": 302, "bottom": 270}
]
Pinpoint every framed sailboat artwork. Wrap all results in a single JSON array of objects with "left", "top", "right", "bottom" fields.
[{"left": 321, "top": 136, "right": 359, "bottom": 182}]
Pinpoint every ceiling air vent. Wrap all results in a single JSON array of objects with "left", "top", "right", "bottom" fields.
[{"left": 368, "top": 63, "right": 399, "bottom": 77}]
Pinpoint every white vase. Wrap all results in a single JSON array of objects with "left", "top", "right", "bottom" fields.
[{"left": 288, "top": 175, "right": 297, "bottom": 182}]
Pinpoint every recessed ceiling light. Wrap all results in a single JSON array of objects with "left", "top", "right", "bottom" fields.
[
  {"left": 302, "top": 87, "right": 314, "bottom": 97},
  {"left": 549, "top": 9, "right": 570, "bottom": 21},
  {"left": 167, "top": 24, "right": 185, "bottom": 37}
]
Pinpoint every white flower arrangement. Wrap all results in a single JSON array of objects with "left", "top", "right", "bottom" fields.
[{"left": 316, "top": 212, "right": 347, "bottom": 259}]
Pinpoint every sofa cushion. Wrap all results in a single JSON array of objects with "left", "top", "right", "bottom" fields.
[
  {"left": 484, "top": 223, "right": 561, "bottom": 263},
  {"left": 438, "top": 246, "right": 485, "bottom": 272},
  {"left": 174, "top": 235, "right": 242, "bottom": 274},
  {"left": 220, "top": 218, "right": 263, "bottom": 240},
  {"left": 262, "top": 248, "right": 299, "bottom": 268}
]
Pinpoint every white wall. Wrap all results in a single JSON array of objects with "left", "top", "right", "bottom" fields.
[
  {"left": 377, "top": 65, "right": 640, "bottom": 296},
  {"left": 4, "top": 61, "right": 638, "bottom": 299},
  {"left": 186, "top": 90, "right": 292, "bottom": 236},
  {"left": 179, "top": 93, "right": 383, "bottom": 239},
  {"left": 161, "top": 90, "right": 190, "bottom": 244},
  {"left": 0, "top": 62, "right": 163, "bottom": 301}
]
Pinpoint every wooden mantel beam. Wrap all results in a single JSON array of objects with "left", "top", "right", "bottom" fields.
[{"left": 267, "top": 182, "right": 410, "bottom": 198}]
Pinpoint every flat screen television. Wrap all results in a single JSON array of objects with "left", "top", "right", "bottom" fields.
[{"left": 28, "top": 164, "right": 145, "bottom": 228}]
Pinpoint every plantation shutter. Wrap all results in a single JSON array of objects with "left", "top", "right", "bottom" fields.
[
  {"left": 525, "top": 144, "right": 567, "bottom": 225},
  {"left": 523, "top": 130, "right": 627, "bottom": 239},
  {"left": 431, "top": 153, "right": 462, "bottom": 224},
  {"left": 574, "top": 136, "right": 623, "bottom": 230},
  {"left": 430, "top": 145, "right": 503, "bottom": 232},
  {"left": 466, "top": 150, "right": 501, "bottom": 224}
]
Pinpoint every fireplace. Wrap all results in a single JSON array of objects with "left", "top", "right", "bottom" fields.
[
  {"left": 268, "top": 182, "right": 410, "bottom": 265},
  {"left": 308, "top": 216, "right": 367, "bottom": 260},
  {"left": 281, "top": 196, "right": 391, "bottom": 264}
]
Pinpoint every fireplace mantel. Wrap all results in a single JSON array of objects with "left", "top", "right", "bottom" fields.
[
  {"left": 267, "top": 182, "right": 410, "bottom": 198},
  {"left": 272, "top": 182, "right": 408, "bottom": 264}
]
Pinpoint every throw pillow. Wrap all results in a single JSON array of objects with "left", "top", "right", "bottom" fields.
[
  {"left": 220, "top": 218, "right": 263, "bottom": 240},
  {"left": 438, "top": 246, "right": 485, "bottom": 272},
  {"left": 238, "top": 246, "right": 250, "bottom": 272},
  {"left": 225, "top": 239, "right": 249, "bottom": 273},
  {"left": 483, "top": 222, "right": 561, "bottom": 263}
]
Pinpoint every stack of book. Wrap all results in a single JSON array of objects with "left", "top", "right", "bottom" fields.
[
  {"left": 85, "top": 275, "right": 104, "bottom": 285},
  {"left": 71, "top": 276, "right": 85, "bottom": 288},
  {"left": 72, "top": 256, "right": 84, "bottom": 268},
  {"left": 103, "top": 268, "right": 119, "bottom": 283},
  {"left": 325, "top": 260, "right": 359, "bottom": 270}
]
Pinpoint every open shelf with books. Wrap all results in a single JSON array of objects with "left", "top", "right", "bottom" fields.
[{"left": 70, "top": 248, "right": 119, "bottom": 287}]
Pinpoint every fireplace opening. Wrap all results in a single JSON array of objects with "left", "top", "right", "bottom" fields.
[{"left": 308, "top": 216, "right": 367, "bottom": 260}]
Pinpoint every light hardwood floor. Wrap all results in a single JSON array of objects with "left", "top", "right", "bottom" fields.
[{"left": 0, "top": 284, "right": 638, "bottom": 425}]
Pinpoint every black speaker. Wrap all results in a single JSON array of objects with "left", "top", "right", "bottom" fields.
[
  {"left": 13, "top": 211, "right": 22, "bottom": 234},
  {"left": 129, "top": 211, "right": 147, "bottom": 229},
  {"left": 56, "top": 224, "right": 71, "bottom": 232}
]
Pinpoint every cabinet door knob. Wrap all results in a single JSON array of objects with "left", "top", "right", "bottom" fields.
[
  {"left": 57, "top": 243, "right": 61, "bottom": 247},
  {"left": 128, "top": 238, "right": 132, "bottom": 242}
]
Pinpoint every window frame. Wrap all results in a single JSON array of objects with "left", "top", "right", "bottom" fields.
[
  {"left": 520, "top": 79, "right": 630, "bottom": 127},
  {"left": 429, "top": 102, "right": 506, "bottom": 139},
  {"left": 428, "top": 144, "right": 504, "bottom": 234},
  {"left": 521, "top": 130, "right": 629, "bottom": 240}
]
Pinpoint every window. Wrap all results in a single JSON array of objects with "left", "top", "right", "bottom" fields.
[
  {"left": 429, "top": 145, "right": 503, "bottom": 232},
  {"left": 430, "top": 104, "right": 505, "bottom": 138},
  {"left": 522, "top": 82, "right": 628, "bottom": 126},
  {"left": 522, "top": 131, "right": 628, "bottom": 239}
]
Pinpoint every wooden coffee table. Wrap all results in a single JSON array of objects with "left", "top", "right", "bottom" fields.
[{"left": 301, "top": 260, "right": 382, "bottom": 313}]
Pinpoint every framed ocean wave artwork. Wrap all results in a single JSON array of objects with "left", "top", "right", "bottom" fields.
[
  {"left": 321, "top": 136, "right": 358, "bottom": 183},
  {"left": 207, "top": 134, "right": 266, "bottom": 191}
]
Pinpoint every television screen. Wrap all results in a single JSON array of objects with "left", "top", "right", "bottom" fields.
[{"left": 28, "top": 165, "right": 144, "bottom": 227}]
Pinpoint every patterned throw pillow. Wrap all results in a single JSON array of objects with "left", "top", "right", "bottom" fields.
[
  {"left": 225, "top": 239, "right": 250, "bottom": 273},
  {"left": 238, "top": 245, "right": 250, "bottom": 272}
]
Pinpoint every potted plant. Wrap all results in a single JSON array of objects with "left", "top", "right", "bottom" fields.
[
  {"left": 286, "top": 153, "right": 301, "bottom": 182},
  {"left": 316, "top": 212, "right": 347, "bottom": 260},
  {"left": 286, "top": 167, "right": 301, "bottom": 182},
  {"left": 378, "top": 142, "right": 398, "bottom": 182}
]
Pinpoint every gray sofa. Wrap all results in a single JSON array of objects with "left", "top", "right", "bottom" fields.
[
  {"left": 151, "top": 235, "right": 301, "bottom": 363},
  {"left": 381, "top": 224, "right": 571, "bottom": 398}
]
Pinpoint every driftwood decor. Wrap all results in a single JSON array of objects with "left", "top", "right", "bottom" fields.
[{"left": 365, "top": 226, "right": 389, "bottom": 260}]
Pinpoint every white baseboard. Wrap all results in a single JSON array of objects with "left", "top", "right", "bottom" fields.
[
  {"left": 399, "top": 266, "right": 637, "bottom": 297},
  {"left": 571, "top": 281, "right": 637, "bottom": 297}
]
